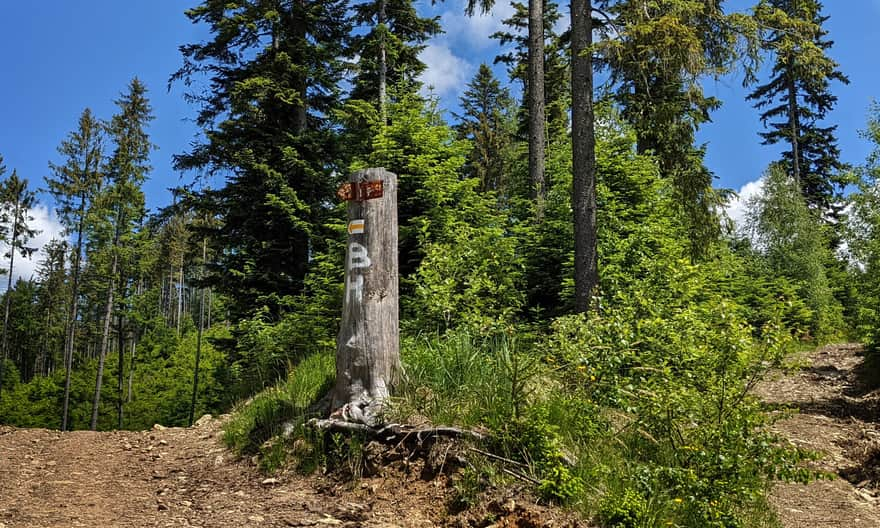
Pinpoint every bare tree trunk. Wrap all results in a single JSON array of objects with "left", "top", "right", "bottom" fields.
[
  {"left": 787, "top": 67, "right": 801, "bottom": 187},
  {"left": 329, "top": 168, "right": 399, "bottom": 425},
  {"left": 292, "top": 0, "right": 308, "bottom": 135},
  {"left": 177, "top": 264, "right": 184, "bottom": 336},
  {"left": 61, "top": 198, "right": 87, "bottom": 431},
  {"left": 90, "top": 248, "right": 118, "bottom": 431},
  {"left": 571, "top": 0, "right": 598, "bottom": 313},
  {"left": 206, "top": 289, "right": 212, "bottom": 329},
  {"left": 127, "top": 332, "right": 137, "bottom": 403},
  {"left": 0, "top": 198, "right": 20, "bottom": 399},
  {"left": 378, "top": 0, "right": 388, "bottom": 125},
  {"left": 528, "top": 0, "right": 547, "bottom": 216},
  {"left": 117, "top": 309, "right": 124, "bottom": 429},
  {"left": 189, "top": 239, "right": 208, "bottom": 426}
]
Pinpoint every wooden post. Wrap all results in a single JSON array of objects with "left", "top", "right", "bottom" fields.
[{"left": 330, "top": 168, "right": 399, "bottom": 425}]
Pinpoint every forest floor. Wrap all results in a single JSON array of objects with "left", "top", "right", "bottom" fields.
[
  {"left": 755, "top": 343, "right": 880, "bottom": 527},
  {"left": 2, "top": 343, "right": 880, "bottom": 527}
]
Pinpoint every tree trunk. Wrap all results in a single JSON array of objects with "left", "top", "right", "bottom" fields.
[
  {"left": 378, "top": 0, "right": 388, "bottom": 125},
  {"left": 127, "top": 333, "right": 137, "bottom": 403},
  {"left": 117, "top": 309, "right": 124, "bottom": 429},
  {"left": 90, "top": 247, "right": 118, "bottom": 431},
  {"left": 292, "top": 0, "right": 309, "bottom": 135},
  {"left": 571, "top": 0, "right": 598, "bottom": 313},
  {"left": 61, "top": 197, "right": 87, "bottom": 431},
  {"left": 177, "top": 257, "right": 183, "bottom": 337},
  {"left": 528, "top": 0, "right": 547, "bottom": 216},
  {"left": 0, "top": 197, "right": 20, "bottom": 399},
  {"left": 329, "top": 168, "right": 399, "bottom": 425},
  {"left": 189, "top": 238, "right": 208, "bottom": 426},
  {"left": 786, "top": 67, "right": 801, "bottom": 187}
]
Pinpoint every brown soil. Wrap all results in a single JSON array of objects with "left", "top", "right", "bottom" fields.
[
  {"left": 754, "top": 343, "right": 880, "bottom": 527},
  {"left": 0, "top": 416, "right": 583, "bottom": 527}
]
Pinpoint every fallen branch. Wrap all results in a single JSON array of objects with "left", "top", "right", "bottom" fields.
[{"left": 468, "top": 446, "right": 529, "bottom": 468}]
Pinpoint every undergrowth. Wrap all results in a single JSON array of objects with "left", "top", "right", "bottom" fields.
[
  {"left": 223, "top": 306, "right": 823, "bottom": 527},
  {"left": 223, "top": 352, "right": 334, "bottom": 470}
]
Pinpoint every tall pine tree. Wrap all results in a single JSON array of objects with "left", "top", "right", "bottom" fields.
[
  {"left": 748, "top": 0, "right": 849, "bottom": 217},
  {"left": 455, "top": 64, "right": 516, "bottom": 195},
  {"left": 0, "top": 170, "right": 39, "bottom": 399},
  {"left": 46, "top": 108, "right": 105, "bottom": 430},
  {"left": 173, "top": 0, "right": 351, "bottom": 319},
  {"left": 89, "top": 79, "right": 153, "bottom": 431},
  {"left": 599, "top": 0, "right": 756, "bottom": 259}
]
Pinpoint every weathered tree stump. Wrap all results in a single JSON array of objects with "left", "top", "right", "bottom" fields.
[{"left": 328, "top": 167, "right": 399, "bottom": 425}]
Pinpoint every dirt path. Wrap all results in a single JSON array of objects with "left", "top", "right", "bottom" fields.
[
  {"left": 755, "top": 343, "right": 880, "bottom": 527},
  {"left": 0, "top": 415, "right": 575, "bottom": 528},
  {"left": 0, "top": 416, "right": 452, "bottom": 528}
]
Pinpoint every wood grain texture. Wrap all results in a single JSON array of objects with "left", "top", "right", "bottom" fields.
[{"left": 330, "top": 168, "right": 400, "bottom": 424}]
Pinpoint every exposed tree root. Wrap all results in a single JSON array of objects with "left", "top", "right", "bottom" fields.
[{"left": 307, "top": 418, "right": 486, "bottom": 445}]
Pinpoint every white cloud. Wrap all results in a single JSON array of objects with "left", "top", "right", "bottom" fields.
[
  {"left": 419, "top": 44, "right": 472, "bottom": 97},
  {"left": 725, "top": 178, "right": 764, "bottom": 232},
  {"left": 0, "top": 204, "right": 66, "bottom": 291}
]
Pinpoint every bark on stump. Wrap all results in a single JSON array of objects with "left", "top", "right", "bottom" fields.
[{"left": 329, "top": 168, "right": 399, "bottom": 425}]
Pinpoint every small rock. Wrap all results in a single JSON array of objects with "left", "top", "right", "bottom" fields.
[
  {"left": 158, "top": 439, "right": 168, "bottom": 446},
  {"left": 181, "top": 500, "right": 193, "bottom": 508},
  {"left": 261, "top": 478, "right": 280, "bottom": 486},
  {"left": 503, "top": 499, "right": 516, "bottom": 513},
  {"left": 123, "top": 443, "right": 133, "bottom": 451},
  {"left": 213, "top": 454, "right": 224, "bottom": 466},
  {"left": 157, "top": 501, "right": 169, "bottom": 511},
  {"left": 195, "top": 414, "right": 213, "bottom": 427},
  {"left": 248, "top": 515, "right": 265, "bottom": 522},
  {"left": 153, "top": 424, "right": 167, "bottom": 431}
]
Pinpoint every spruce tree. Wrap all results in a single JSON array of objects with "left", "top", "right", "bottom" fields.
[
  {"left": 173, "top": 0, "right": 351, "bottom": 319},
  {"left": 0, "top": 171, "right": 39, "bottom": 399},
  {"left": 46, "top": 108, "right": 105, "bottom": 430},
  {"left": 748, "top": 0, "right": 849, "bottom": 217},
  {"left": 33, "top": 240, "right": 68, "bottom": 377},
  {"left": 492, "top": 0, "right": 569, "bottom": 142},
  {"left": 89, "top": 79, "right": 153, "bottom": 431},
  {"left": 455, "top": 64, "right": 516, "bottom": 194},
  {"left": 600, "top": 0, "right": 756, "bottom": 259},
  {"left": 348, "top": 0, "right": 440, "bottom": 117}
]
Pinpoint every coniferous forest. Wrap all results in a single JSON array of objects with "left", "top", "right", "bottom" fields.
[{"left": 2, "top": 1, "right": 880, "bottom": 525}]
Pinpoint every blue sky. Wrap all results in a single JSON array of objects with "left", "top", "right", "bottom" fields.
[{"left": 1, "top": 0, "right": 878, "bottom": 282}]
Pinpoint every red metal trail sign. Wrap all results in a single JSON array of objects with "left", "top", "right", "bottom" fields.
[{"left": 337, "top": 180, "right": 384, "bottom": 202}]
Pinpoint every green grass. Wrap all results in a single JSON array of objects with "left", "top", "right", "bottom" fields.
[{"left": 223, "top": 351, "right": 334, "bottom": 458}]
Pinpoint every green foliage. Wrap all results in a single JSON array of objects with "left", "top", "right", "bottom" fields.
[
  {"left": 223, "top": 229, "right": 344, "bottom": 399},
  {"left": 494, "top": 413, "right": 584, "bottom": 504},
  {"left": 597, "top": 488, "right": 648, "bottom": 528},
  {"left": 412, "top": 179, "right": 525, "bottom": 330},
  {"left": 749, "top": 0, "right": 850, "bottom": 216},
  {"left": 223, "top": 352, "right": 334, "bottom": 457},
  {"left": 849, "top": 103, "right": 880, "bottom": 353},
  {"left": 393, "top": 329, "right": 543, "bottom": 428},
  {"left": 549, "top": 272, "right": 819, "bottom": 526},
  {"left": 599, "top": 0, "right": 757, "bottom": 258},
  {"left": 746, "top": 164, "right": 845, "bottom": 340},
  {"left": 173, "top": 0, "right": 351, "bottom": 319}
]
